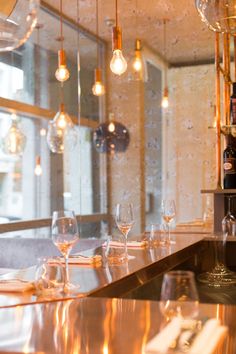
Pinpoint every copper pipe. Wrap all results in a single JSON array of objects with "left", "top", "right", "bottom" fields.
[
  {"left": 234, "top": 36, "right": 236, "bottom": 81},
  {"left": 215, "top": 32, "right": 221, "bottom": 189},
  {"left": 223, "top": 33, "right": 231, "bottom": 125}
]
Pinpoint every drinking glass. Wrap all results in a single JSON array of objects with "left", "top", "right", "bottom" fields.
[
  {"left": 105, "top": 234, "right": 127, "bottom": 264},
  {"left": 161, "top": 199, "right": 176, "bottom": 244},
  {"left": 160, "top": 270, "right": 199, "bottom": 320},
  {"left": 35, "top": 257, "right": 64, "bottom": 297},
  {"left": 51, "top": 210, "right": 79, "bottom": 293},
  {"left": 149, "top": 223, "right": 162, "bottom": 247},
  {"left": 115, "top": 203, "right": 134, "bottom": 259}
]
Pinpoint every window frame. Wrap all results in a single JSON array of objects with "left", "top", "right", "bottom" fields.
[{"left": 0, "top": 2, "right": 108, "bottom": 234}]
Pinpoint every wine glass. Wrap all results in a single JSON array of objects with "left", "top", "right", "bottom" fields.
[
  {"left": 161, "top": 199, "right": 176, "bottom": 244},
  {"left": 222, "top": 196, "right": 236, "bottom": 236},
  {"left": 115, "top": 203, "right": 134, "bottom": 259},
  {"left": 51, "top": 210, "right": 79, "bottom": 293},
  {"left": 160, "top": 270, "right": 199, "bottom": 320}
]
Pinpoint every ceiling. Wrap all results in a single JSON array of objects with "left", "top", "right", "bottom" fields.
[{"left": 42, "top": 0, "right": 216, "bottom": 66}]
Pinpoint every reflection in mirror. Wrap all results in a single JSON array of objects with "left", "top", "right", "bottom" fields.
[{"left": 0, "top": 4, "right": 107, "bottom": 239}]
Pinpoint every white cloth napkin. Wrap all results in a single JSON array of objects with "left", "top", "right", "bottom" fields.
[
  {"left": 103, "top": 240, "right": 148, "bottom": 249},
  {"left": 145, "top": 317, "right": 228, "bottom": 354},
  {"left": 58, "top": 254, "right": 102, "bottom": 265},
  {"left": 189, "top": 318, "right": 228, "bottom": 354},
  {"left": 145, "top": 317, "right": 182, "bottom": 353},
  {"left": 0, "top": 279, "right": 34, "bottom": 293}
]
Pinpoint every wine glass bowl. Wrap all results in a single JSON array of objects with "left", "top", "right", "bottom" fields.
[
  {"left": 222, "top": 196, "right": 236, "bottom": 236},
  {"left": 51, "top": 210, "right": 79, "bottom": 293},
  {"left": 161, "top": 199, "right": 176, "bottom": 244},
  {"left": 160, "top": 270, "right": 199, "bottom": 320},
  {"left": 115, "top": 203, "right": 134, "bottom": 259}
]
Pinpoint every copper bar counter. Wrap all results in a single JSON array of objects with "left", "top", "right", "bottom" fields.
[
  {"left": 0, "top": 297, "right": 234, "bottom": 353},
  {"left": 0, "top": 234, "right": 205, "bottom": 308}
]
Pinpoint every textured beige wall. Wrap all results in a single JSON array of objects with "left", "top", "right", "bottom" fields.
[
  {"left": 106, "top": 52, "right": 145, "bottom": 234},
  {"left": 107, "top": 59, "right": 217, "bottom": 232},
  {"left": 166, "top": 64, "right": 216, "bottom": 222}
]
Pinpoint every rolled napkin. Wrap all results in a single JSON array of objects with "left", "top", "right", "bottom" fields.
[
  {"left": 58, "top": 254, "right": 102, "bottom": 265},
  {"left": 145, "top": 317, "right": 182, "bottom": 353},
  {"left": 103, "top": 240, "right": 148, "bottom": 249},
  {"left": 0, "top": 279, "right": 35, "bottom": 293},
  {"left": 189, "top": 318, "right": 228, "bottom": 354}
]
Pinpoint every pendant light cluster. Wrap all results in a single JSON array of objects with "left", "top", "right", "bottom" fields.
[
  {"left": 161, "top": 19, "right": 169, "bottom": 109},
  {"left": 47, "top": 0, "right": 77, "bottom": 154},
  {"left": 110, "top": 0, "right": 127, "bottom": 76},
  {"left": 92, "top": 0, "right": 105, "bottom": 96}
]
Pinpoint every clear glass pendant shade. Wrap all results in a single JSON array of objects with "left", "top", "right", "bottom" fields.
[
  {"left": 93, "top": 120, "right": 130, "bottom": 154},
  {"left": 47, "top": 107, "right": 77, "bottom": 154},
  {"left": 195, "top": 0, "right": 236, "bottom": 33},
  {"left": 0, "top": 0, "right": 39, "bottom": 52},
  {"left": 2, "top": 119, "right": 26, "bottom": 155}
]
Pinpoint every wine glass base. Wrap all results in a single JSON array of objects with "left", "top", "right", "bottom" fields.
[{"left": 198, "top": 266, "right": 236, "bottom": 287}]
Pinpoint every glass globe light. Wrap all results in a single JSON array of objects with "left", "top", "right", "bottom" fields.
[
  {"left": 195, "top": 0, "right": 236, "bottom": 33},
  {"left": 0, "top": 0, "right": 39, "bottom": 52},
  {"left": 93, "top": 120, "right": 130, "bottom": 154},
  {"left": 46, "top": 104, "right": 77, "bottom": 154},
  {"left": 2, "top": 119, "right": 26, "bottom": 155}
]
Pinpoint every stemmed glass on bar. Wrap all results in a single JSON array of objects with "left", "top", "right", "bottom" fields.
[
  {"left": 161, "top": 199, "right": 176, "bottom": 244},
  {"left": 115, "top": 203, "right": 134, "bottom": 259},
  {"left": 52, "top": 210, "right": 79, "bottom": 293}
]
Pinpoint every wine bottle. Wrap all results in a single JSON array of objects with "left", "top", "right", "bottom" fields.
[
  {"left": 230, "top": 82, "right": 236, "bottom": 125},
  {"left": 223, "top": 134, "right": 236, "bottom": 189}
]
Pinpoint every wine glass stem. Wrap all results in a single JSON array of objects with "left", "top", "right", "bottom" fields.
[
  {"left": 124, "top": 234, "right": 128, "bottom": 258},
  {"left": 64, "top": 254, "right": 69, "bottom": 289},
  {"left": 167, "top": 222, "right": 170, "bottom": 243}
]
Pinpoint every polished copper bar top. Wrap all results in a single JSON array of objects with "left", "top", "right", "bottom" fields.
[
  {"left": 0, "top": 296, "right": 234, "bottom": 354},
  {"left": 0, "top": 234, "right": 205, "bottom": 308}
]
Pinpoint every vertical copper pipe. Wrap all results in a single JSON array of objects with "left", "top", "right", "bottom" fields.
[
  {"left": 215, "top": 33, "right": 221, "bottom": 189},
  {"left": 234, "top": 36, "right": 236, "bottom": 81},
  {"left": 223, "top": 33, "right": 231, "bottom": 125}
]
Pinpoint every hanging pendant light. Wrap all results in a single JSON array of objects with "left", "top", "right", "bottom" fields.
[
  {"left": 110, "top": 0, "right": 127, "bottom": 76},
  {"left": 0, "top": 0, "right": 39, "bottom": 52},
  {"left": 34, "top": 155, "right": 42, "bottom": 176},
  {"left": 92, "top": 0, "right": 105, "bottom": 96},
  {"left": 133, "top": 39, "right": 142, "bottom": 73},
  {"left": 195, "top": 0, "right": 236, "bottom": 34},
  {"left": 161, "top": 19, "right": 169, "bottom": 109},
  {"left": 55, "top": 0, "right": 70, "bottom": 82},
  {"left": 93, "top": 112, "right": 130, "bottom": 154},
  {"left": 47, "top": 101, "right": 77, "bottom": 154},
  {"left": 131, "top": 0, "right": 143, "bottom": 79},
  {"left": 2, "top": 114, "right": 26, "bottom": 156}
]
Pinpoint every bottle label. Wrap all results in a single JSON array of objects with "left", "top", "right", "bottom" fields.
[
  {"left": 231, "top": 98, "right": 236, "bottom": 125},
  {"left": 224, "top": 157, "right": 236, "bottom": 174}
]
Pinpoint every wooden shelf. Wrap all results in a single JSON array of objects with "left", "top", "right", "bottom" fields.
[{"left": 201, "top": 189, "right": 236, "bottom": 194}]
